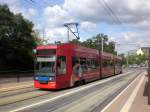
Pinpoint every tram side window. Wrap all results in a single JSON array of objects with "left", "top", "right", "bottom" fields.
[
  {"left": 103, "top": 59, "right": 114, "bottom": 67},
  {"left": 80, "top": 58, "right": 88, "bottom": 73},
  {"left": 109, "top": 60, "right": 113, "bottom": 67},
  {"left": 116, "top": 60, "right": 119, "bottom": 66},
  {"left": 117, "top": 60, "right": 122, "bottom": 66},
  {"left": 95, "top": 60, "right": 99, "bottom": 68},
  {"left": 102, "top": 60, "right": 108, "bottom": 67},
  {"left": 57, "top": 56, "right": 66, "bottom": 74},
  {"left": 86, "top": 58, "right": 98, "bottom": 72},
  {"left": 87, "top": 59, "right": 92, "bottom": 72},
  {"left": 120, "top": 61, "right": 123, "bottom": 66},
  {"left": 72, "top": 57, "right": 83, "bottom": 76},
  {"left": 72, "top": 57, "right": 78, "bottom": 67},
  {"left": 72, "top": 57, "right": 98, "bottom": 74},
  {"left": 91, "top": 59, "right": 96, "bottom": 69}
]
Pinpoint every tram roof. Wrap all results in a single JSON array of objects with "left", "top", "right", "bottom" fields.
[{"left": 36, "top": 43, "right": 121, "bottom": 59}]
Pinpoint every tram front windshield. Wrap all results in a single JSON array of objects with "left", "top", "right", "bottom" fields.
[{"left": 35, "top": 61, "right": 56, "bottom": 76}]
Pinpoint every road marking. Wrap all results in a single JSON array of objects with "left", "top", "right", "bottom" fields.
[
  {"left": 120, "top": 74, "right": 145, "bottom": 112},
  {"left": 10, "top": 71, "right": 134, "bottom": 112},
  {"left": 101, "top": 72, "right": 144, "bottom": 112}
]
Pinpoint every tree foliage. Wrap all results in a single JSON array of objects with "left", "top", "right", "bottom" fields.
[
  {"left": 0, "top": 5, "right": 37, "bottom": 70},
  {"left": 119, "top": 53, "right": 126, "bottom": 65},
  {"left": 118, "top": 53, "right": 146, "bottom": 66},
  {"left": 128, "top": 53, "right": 146, "bottom": 65},
  {"left": 70, "top": 33, "right": 116, "bottom": 54}
]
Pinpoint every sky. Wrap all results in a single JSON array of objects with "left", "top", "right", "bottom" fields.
[{"left": 0, "top": 0, "right": 150, "bottom": 53}]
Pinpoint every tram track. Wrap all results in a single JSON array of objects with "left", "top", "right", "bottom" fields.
[
  {"left": 15, "top": 70, "right": 141, "bottom": 112},
  {"left": 0, "top": 87, "right": 36, "bottom": 99},
  {"left": 44, "top": 71, "right": 141, "bottom": 112},
  {"left": 0, "top": 83, "right": 33, "bottom": 93},
  {"left": 0, "top": 70, "right": 139, "bottom": 112},
  {"left": 0, "top": 89, "right": 52, "bottom": 106},
  {"left": 0, "top": 70, "right": 140, "bottom": 111}
]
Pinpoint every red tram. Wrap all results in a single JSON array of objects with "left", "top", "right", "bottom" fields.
[{"left": 34, "top": 43, "right": 122, "bottom": 89}]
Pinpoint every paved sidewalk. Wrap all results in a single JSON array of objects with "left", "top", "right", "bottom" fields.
[
  {"left": 129, "top": 74, "right": 150, "bottom": 112},
  {"left": 0, "top": 81, "right": 33, "bottom": 92},
  {"left": 101, "top": 71, "right": 150, "bottom": 112}
]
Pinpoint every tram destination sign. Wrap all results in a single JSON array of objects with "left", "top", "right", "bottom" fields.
[{"left": 37, "top": 56, "right": 56, "bottom": 62}]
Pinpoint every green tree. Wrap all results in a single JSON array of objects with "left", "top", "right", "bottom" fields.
[
  {"left": 69, "top": 39, "right": 81, "bottom": 45},
  {"left": 119, "top": 53, "right": 126, "bottom": 65},
  {"left": 0, "top": 5, "right": 37, "bottom": 70},
  {"left": 70, "top": 33, "right": 115, "bottom": 53},
  {"left": 127, "top": 53, "right": 146, "bottom": 65}
]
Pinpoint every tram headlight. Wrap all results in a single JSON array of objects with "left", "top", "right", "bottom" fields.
[
  {"left": 35, "top": 76, "right": 39, "bottom": 80},
  {"left": 49, "top": 76, "right": 55, "bottom": 81}
]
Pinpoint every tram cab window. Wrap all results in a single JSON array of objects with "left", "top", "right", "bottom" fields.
[
  {"left": 35, "top": 61, "right": 55, "bottom": 77},
  {"left": 57, "top": 56, "right": 66, "bottom": 74}
]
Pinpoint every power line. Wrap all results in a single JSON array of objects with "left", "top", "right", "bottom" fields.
[
  {"left": 42, "top": 0, "right": 53, "bottom": 7},
  {"left": 28, "top": 0, "right": 53, "bottom": 7},
  {"left": 102, "top": 0, "right": 130, "bottom": 37},
  {"left": 24, "top": 0, "right": 41, "bottom": 9},
  {"left": 97, "top": 0, "right": 130, "bottom": 39},
  {"left": 97, "top": 0, "right": 118, "bottom": 25},
  {"left": 25, "top": 0, "right": 48, "bottom": 9},
  {"left": 101, "top": 0, "right": 123, "bottom": 25}
]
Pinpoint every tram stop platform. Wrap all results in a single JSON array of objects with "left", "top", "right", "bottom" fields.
[{"left": 102, "top": 71, "right": 150, "bottom": 112}]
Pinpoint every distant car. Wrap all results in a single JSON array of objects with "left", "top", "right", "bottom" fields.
[{"left": 129, "top": 64, "right": 140, "bottom": 68}]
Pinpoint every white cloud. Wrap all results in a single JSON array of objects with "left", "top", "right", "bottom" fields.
[
  {"left": 0, "top": 0, "right": 20, "bottom": 13},
  {"left": 1, "top": 0, "right": 150, "bottom": 52},
  {"left": 108, "top": 31, "right": 150, "bottom": 53},
  {"left": 21, "top": 8, "right": 37, "bottom": 19},
  {"left": 44, "top": 27, "right": 68, "bottom": 43},
  {"left": 80, "top": 21, "right": 97, "bottom": 32},
  {"left": 43, "top": 5, "right": 72, "bottom": 28},
  {"left": 0, "top": 0, "right": 37, "bottom": 19},
  {"left": 63, "top": 0, "right": 106, "bottom": 22},
  {"left": 63, "top": 0, "right": 150, "bottom": 30},
  {"left": 42, "top": 5, "right": 80, "bottom": 42}
]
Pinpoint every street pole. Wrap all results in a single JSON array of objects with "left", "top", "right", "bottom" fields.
[
  {"left": 127, "top": 51, "right": 129, "bottom": 68},
  {"left": 115, "top": 42, "right": 118, "bottom": 56},
  {"left": 101, "top": 37, "right": 103, "bottom": 53},
  {"left": 43, "top": 28, "right": 45, "bottom": 40},
  {"left": 67, "top": 28, "right": 69, "bottom": 42},
  {"left": 148, "top": 48, "right": 150, "bottom": 104},
  {"left": 100, "top": 37, "right": 104, "bottom": 78},
  {"left": 99, "top": 40, "right": 102, "bottom": 79}
]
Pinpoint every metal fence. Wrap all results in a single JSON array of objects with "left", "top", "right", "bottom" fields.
[{"left": 0, "top": 70, "right": 34, "bottom": 84}]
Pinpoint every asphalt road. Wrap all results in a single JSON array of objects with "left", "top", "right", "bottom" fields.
[{"left": 0, "top": 69, "right": 143, "bottom": 112}]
